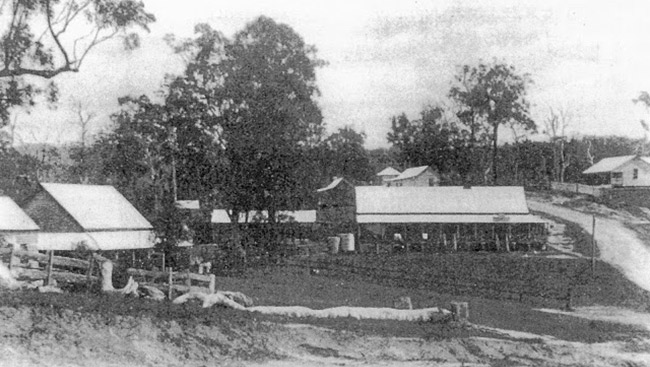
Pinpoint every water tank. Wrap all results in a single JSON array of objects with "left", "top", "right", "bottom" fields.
[
  {"left": 338, "top": 233, "right": 355, "bottom": 252},
  {"left": 327, "top": 236, "right": 340, "bottom": 254}
]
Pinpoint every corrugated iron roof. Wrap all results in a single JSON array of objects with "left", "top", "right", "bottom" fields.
[
  {"left": 0, "top": 197, "right": 39, "bottom": 231},
  {"left": 357, "top": 213, "right": 546, "bottom": 224},
  {"left": 376, "top": 167, "right": 401, "bottom": 176},
  {"left": 386, "top": 165, "right": 431, "bottom": 181},
  {"left": 211, "top": 210, "right": 317, "bottom": 224},
  {"left": 40, "top": 183, "right": 152, "bottom": 231},
  {"left": 355, "top": 186, "right": 530, "bottom": 215},
  {"left": 582, "top": 155, "right": 647, "bottom": 174},
  {"left": 317, "top": 177, "right": 344, "bottom": 192}
]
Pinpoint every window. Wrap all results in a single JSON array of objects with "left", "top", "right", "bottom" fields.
[
  {"left": 634, "top": 168, "right": 639, "bottom": 179},
  {"left": 612, "top": 172, "right": 623, "bottom": 179},
  {"left": 428, "top": 178, "right": 435, "bottom": 186}
]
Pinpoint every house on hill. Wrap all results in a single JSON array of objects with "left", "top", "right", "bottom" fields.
[
  {"left": 23, "top": 183, "right": 155, "bottom": 251},
  {"left": 583, "top": 155, "right": 650, "bottom": 187},
  {"left": 0, "top": 196, "right": 39, "bottom": 248},
  {"left": 376, "top": 167, "right": 400, "bottom": 184},
  {"left": 385, "top": 165, "right": 439, "bottom": 187}
]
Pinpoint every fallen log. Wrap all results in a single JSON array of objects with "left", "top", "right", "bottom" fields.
[
  {"left": 172, "top": 292, "right": 246, "bottom": 309},
  {"left": 246, "top": 305, "right": 449, "bottom": 321}
]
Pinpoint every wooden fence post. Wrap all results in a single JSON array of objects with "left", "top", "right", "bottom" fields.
[
  {"left": 86, "top": 253, "right": 95, "bottom": 291},
  {"left": 167, "top": 267, "right": 173, "bottom": 300},
  {"left": 8, "top": 244, "right": 15, "bottom": 270},
  {"left": 185, "top": 269, "right": 191, "bottom": 289},
  {"left": 208, "top": 274, "right": 216, "bottom": 294},
  {"left": 46, "top": 250, "right": 55, "bottom": 286},
  {"left": 453, "top": 233, "right": 457, "bottom": 252}
]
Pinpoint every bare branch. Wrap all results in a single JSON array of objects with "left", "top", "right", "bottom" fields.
[{"left": 45, "top": 0, "right": 72, "bottom": 68}]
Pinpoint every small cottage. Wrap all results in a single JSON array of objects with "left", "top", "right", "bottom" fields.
[
  {"left": 23, "top": 183, "right": 155, "bottom": 251},
  {"left": 385, "top": 165, "right": 440, "bottom": 187},
  {"left": 0, "top": 196, "right": 39, "bottom": 248},
  {"left": 583, "top": 155, "right": 650, "bottom": 187}
]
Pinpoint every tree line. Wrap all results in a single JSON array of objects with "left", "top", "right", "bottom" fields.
[{"left": 1, "top": 3, "right": 649, "bottom": 253}]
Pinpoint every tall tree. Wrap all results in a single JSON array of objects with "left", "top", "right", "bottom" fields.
[
  {"left": 0, "top": 0, "right": 155, "bottom": 125},
  {"left": 449, "top": 62, "right": 535, "bottom": 184},
  {"left": 323, "top": 126, "right": 371, "bottom": 184},
  {"left": 387, "top": 106, "right": 470, "bottom": 183}
]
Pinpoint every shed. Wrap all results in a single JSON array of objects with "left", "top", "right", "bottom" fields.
[
  {"left": 0, "top": 196, "right": 39, "bottom": 247},
  {"left": 376, "top": 167, "right": 401, "bottom": 183},
  {"left": 352, "top": 186, "right": 547, "bottom": 251},
  {"left": 316, "top": 177, "right": 356, "bottom": 228},
  {"left": 385, "top": 165, "right": 439, "bottom": 187},
  {"left": 583, "top": 155, "right": 650, "bottom": 187},
  {"left": 23, "top": 183, "right": 155, "bottom": 251}
]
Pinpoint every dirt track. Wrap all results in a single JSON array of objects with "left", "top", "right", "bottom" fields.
[{"left": 529, "top": 199, "right": 650, "bottom": 293}]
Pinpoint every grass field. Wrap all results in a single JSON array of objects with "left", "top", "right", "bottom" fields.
[{"left": 1, "top": 263, "right": 646, "bottom": 346}]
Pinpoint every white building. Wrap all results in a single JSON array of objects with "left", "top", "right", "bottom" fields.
[
  {"left": 385, "top": 166, "right": 439, "bottom": 187},
  {"left": 583, "top": 155, "right": 650, "bottom": 187}
]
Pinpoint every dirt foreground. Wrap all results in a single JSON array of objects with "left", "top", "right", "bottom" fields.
[{"left": 2, "top": 305, "right": 650, "bottom": 367}]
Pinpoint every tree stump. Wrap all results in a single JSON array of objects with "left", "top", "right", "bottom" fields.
[{"left": 450, "top": 301, "right": 469, "bottom": 323}]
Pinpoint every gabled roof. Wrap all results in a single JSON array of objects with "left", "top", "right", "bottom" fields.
[
  {"left": 355, "top": 186, "right": 530, "bottom": 215},
  {"left": 376, "top": 167, "right": 401, "bottom": 177},
  {"left": 386, "top": 165, "right": 433, "bottom": 181},
  {"left": 211, "top": 210, "right": 316, "bottom": 224},
  {"left": 40, "top": 183, "right": 152, "bottom": 231},
  {"left": 583, "top": 155, "right": 650, "bottom": 174},
  {"left": 0, "top": 197, "right": 39, "bottom": 231}
]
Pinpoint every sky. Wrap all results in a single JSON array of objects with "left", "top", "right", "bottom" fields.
[{"left": 10, "top": 0, "right": 650, "bottom": 149}]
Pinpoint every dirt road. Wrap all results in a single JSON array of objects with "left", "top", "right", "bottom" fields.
[{"left": 528, "top": 199, "right": 650, "bottom": 292}]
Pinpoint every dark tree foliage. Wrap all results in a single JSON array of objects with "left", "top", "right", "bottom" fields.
[
  {"left": 322, "top": 126, "right": 372, "bottom": 184},
  {"left": 449, "top": 62, "right": 535, "bottom": 184},
  {"left": 0, "top": 0, "right": 155, "bottom": 125}
]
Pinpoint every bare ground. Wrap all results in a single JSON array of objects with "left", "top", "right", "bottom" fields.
[{"left": 1, "top": 303, "right": 650, "bottom": 367}]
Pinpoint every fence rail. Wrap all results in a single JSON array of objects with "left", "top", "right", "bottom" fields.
[
  {"left": 550, "top": 182, "right": 606, "bottom": 197},
  {"left": 284, "top": 258, "right": 570, "bottom": 307}
]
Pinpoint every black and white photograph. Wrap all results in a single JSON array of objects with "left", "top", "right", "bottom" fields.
[{"left": 2, "top": 0, "right": 650, "bottom": 365}]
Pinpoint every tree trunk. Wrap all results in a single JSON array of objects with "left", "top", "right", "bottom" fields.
[
  {"left": 228, "top": 211, "right": 247, "bottom": 269},
  {"left": 492, "top": 123, "right": 499, "bottom": 184}
]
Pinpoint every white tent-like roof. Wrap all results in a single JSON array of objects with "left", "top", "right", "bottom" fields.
[
  {"left": 29, "top": 183, "right": 155, "bottom": 250},
  {"left": 41, "top": 183, "right": 152, "bottom": 231},
  {"left": 583, "top": 155, "right": 650, "bottom": 174},
  {"left": 355, "top": 186, "right": 544, "bottom": 224},
  {"left": 0, "top": 197, "right": 39, "bottom": 232}
]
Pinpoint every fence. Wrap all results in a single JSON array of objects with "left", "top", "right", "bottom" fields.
[
  {"left": 127, "top": 267, "right": 216, "bottom": 297},
  {"left": 0, "top": 247, "right": 98, "bottom": 285},
  {"left": 284, "top": 257, "right": 574, "bottom": 308},
  {"left": 0, "top": 247, "right": 215, "bottom": 297},
  {"left": 550, "top": 181, "right": 605, "bottom": 197}
]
